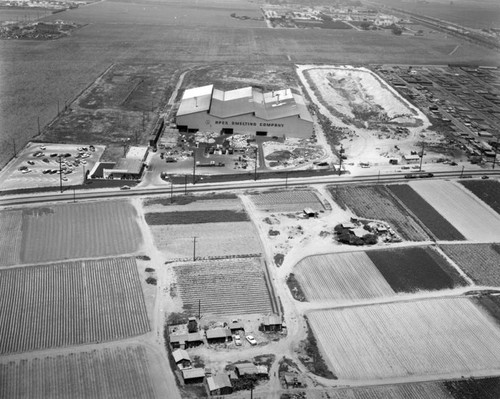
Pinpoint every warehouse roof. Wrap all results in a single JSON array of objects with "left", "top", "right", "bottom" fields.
[{"left": 177, "top": 85, "right": 313, "bottom": 122}]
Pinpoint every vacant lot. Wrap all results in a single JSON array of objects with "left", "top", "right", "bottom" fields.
[
  {"left": 0, "top": 345, "right": 161, "bottom": 398},
  {"left": 441, "top": 244, "right": 500, "bottom": 286},
  {"left": 366, "top": 246, "right": 466, "bottom": 292},
  {"left": 250, "top": 189, "right": 325, "bottom": 213},
  {"left": 173, "top": 258, "right": 276, "bottom": 316},
  {"left": 308, "top": 297, "right": 500, "bottom": 380},
  {"left": 0, "top": 210, "right": 22, "bottom": 266},
  {"left": 388, "top": 184, "right": 465, "bottom": 241},
  {"left": 151, "top": 222, "right": 261, "bottom": 259},
  {"left": 294, "top": 252, "right": 394, "bottom": 301},
  {"left": 410, "top": 180, "right": 500, "bottom": 242},
  {"left": 145, "top": 210, "right": 249, "bottom": 225},
  {"left": 0, "top": 257, "right": 149, "bottom": 354},
  {"left": 460, "top": 179, "right": 500, "bottom": 216},
  {"left": 19, "top": 200, "right": 142, "bottom": 263},
  {"left": 329, "top": 185, "right": 429, "bottom": 241}
]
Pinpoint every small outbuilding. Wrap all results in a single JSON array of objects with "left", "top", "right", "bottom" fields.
[
  {"left": 235, "top": 362, "right": 258, "bottom": 378},
  {"left": 303, "top": 208, "right": 318, "bottom": 218},
  {"left": 262, "top": 314, "right": 283, "bottom": 332},
  {"left": 182, "top": 368, "right": 206, "bottom": 385},
  {"left": 172, "top": 349, "right": 191, "bottom": 369},
  {"left": 206, "top": 328, "right": 232, "bottom": 344},
  {"left": 283, "top": 372, "right": 305, "bottom": 388},
  {"left": 228, "top": 321, "right": 245, "bottom": 334},
  {"left": 205, "top": 373, "right": 233, "bottom": 396},
  {"left": 170, "top": 332, "right": 203, "bottom": 349}
]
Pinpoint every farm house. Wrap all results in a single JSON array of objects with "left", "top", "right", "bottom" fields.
[{"left": 175, "top": 85, "right": 313, "bottom": 138}]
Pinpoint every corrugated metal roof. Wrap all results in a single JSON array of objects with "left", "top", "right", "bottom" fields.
[
  {"left": 207, "top": 373, "right": 232, "bottom": 391},
  {"left": 235, "top": 362, "right": 258, "bottom": 375},
  {"left": 177, "top": 85, "right": 213, "bottom": 116},
  {"left": 182, "top": 368, "right": 206, "bottom": 380},
  {"left": 126, "top": 146, "right": 148, "bottom": 160},
  {"left": 206, "top": 328, "right": 232, "bottom": 339}
]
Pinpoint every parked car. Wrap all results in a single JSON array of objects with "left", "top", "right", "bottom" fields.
[
  {"left": 245, "top": 335, "right": 257, "bottom": 346},
  {"left": 482, "top": 175, "right": 490, "bottom": 179},
  {"left": 234, "top": 335, "right": 242, "bottom": 346},
  {"left": 120, "top": 185, "right": 131, "bottom": 190}
]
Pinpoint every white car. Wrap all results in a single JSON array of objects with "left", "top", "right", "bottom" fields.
[
  {"left": 245, "top": 335, "right": 257, "bottom": 346},
  {"left": 234, "top": 335, "right": 242, "bottom": 346},
  {"left": 40, "top": 145, "right": 46, "bottom": 150}
]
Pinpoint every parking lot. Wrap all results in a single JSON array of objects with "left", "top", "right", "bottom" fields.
[{"left": 0, "top": 142, "right": 104, "bottom": 191}]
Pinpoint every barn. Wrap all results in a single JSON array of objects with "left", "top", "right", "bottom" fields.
[{"left": 175, "top": 85, "right": 313, "bottom": 139}]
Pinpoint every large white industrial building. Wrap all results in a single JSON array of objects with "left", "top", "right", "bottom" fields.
[{"left": 175, "top": 85, "right": 314, "bottom": 139}]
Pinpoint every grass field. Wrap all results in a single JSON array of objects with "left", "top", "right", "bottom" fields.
[
  {"left": 151, "top": 221, "right": 262, "bottom": 259},
  {"left": 173, "top": 258, "right": 275, "bottom": 316},
  {"left": 388, "top": 184, "right": 465, "bottom": 241},
  {"left": 0, "top": 210, "right": 22, "bottom": 266},
  {"left": 294, "top": 252, "right": 395, "bottom": 301},
  {"left": 18, "top": 200, "right": 142, "bottom": 263},
  {"left": 308, "top": 297, "right": 500, "bottom": 380},
  {"left": 410, "top": 180, "right": 500, "bottom": 242},
  {"left": 460, "top": 180, "right": 500, "bottom": 216},
  {"left": 0, "top": 345, "right": 159, "bottom": 398},
  {"left": 366, "top": 246, "right": 466, "bottom": 293},
  {"left": 329, "top": 185, "right": 429, "bottom": 241},
  {"left": 250, "top": 190, "right": 325, "bottom": 212},
  {"left": 2, "top": 0, "right": 497, "bottom": 169},
  {"left": 145, "top": 209, "right": 249, "bottom": 225},
  {"left": 441, "top": 244, "right": 500, "bottom": 286},
  {"left": 0, "top": 257, "right": 149, "bottom": 354}
]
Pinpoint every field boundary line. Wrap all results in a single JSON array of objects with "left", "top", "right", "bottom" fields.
[{"left": 262, "top": 259, "right": 280, "bottom": 316}]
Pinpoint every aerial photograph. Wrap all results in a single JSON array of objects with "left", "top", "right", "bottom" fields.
[{"left": 1, "top": 0, "right": 500, "bottom": 397}]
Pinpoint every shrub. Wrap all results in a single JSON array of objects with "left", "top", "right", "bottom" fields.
[
  {"left": 274, "top": 253, "right": 284, "bottom": 267},
  {"left": 146, "top": 276, "right": 157, "bottom": 285},
  {"left": 136, "top": 255, "right": 151, "bottom": 261},
  {"left": 145, "top": 267, "right": 155, "bottom": 273}
]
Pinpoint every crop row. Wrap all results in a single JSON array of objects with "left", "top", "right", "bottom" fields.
[
  {"left": 441, "top": 244, "right": 500, "bottom": 286},
  {"left": 0, "top": 210, "right": 23, "bottom": 266},
  {"left": 294, "top": 252, "right": 394, "bottom": 301},
  {"left": 0, "top": 258, "right": 150, "bottom": 354},
  {"left": 0, "top": 345, "right": 157, "bottom": 398},
  {"left": 21, "top": 201, "right": 142, "bottom": 264},
  {"left": 388, "top": 184, "right": 464, "bottom": 241},
  {"left": 328, "top": 185, "right": 429, "bottom": 241},
  {"left": 144, "top": 209, "right": 249, "bottom": 225},
  {"left": 173, "top": 258, "right": 274, "bottom": 316},
  {"left": 251, "top": 190, "right": 324, "bottom": 212},
  {"left": 309, "top": 298, "right": 500, "bottom": 380}
]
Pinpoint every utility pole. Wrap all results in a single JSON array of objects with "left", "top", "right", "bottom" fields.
[
  {"left": 193, "top": 236, "right": 197, "bottom": 261},
  {"left": 57, "top": 100, "right": 60, "bottom": 115},
  {"left": 192, "top": 149, "right": 196, "bottom": 184},
  {"left": 37, "top": 116, "right": 40, "bottom": 135},
  {"left": 170, "top": 183, "right": 173, "bottom": 204},
  {"left": 338, "top": 144, "right": 344, "bottom": 176},
  {"left": 82, "top": 163, "right": 86, "bottom": 183},
  {"left": 493, "top": 136, "right": 499, "bottom": 170},
  {"left": 198, "top": 299, "right": 201, "bottom": 320},
  {"left": 184, "top": 175, "right": 187, "bottom": 195},
  {"left": 58, "top": 155, "right": 63, "bottom": 193},
  {"left": 418, "top": 141, "right": 425, "bottom": 172},
  {"left": 460, "top": 165, "right": 464, "bottom": 178},
  {"left": 254, "top": 146, "right": 258, "bottom": 181}
]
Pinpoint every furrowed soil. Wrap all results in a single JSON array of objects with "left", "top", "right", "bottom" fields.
[
  {"left": 144, "top": 210, "right": 249, "bottom": 225},
  {"left": 366, "top": 246, "right": 466, "bottom": 292},
  {"left": 460, "top": 180, "right": 500, "bottom": 216},
  {"left": 388, "top": 184, "right": 465, "bottom": 241}
]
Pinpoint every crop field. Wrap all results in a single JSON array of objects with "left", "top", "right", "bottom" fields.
[
  {"left": 143, "top": 193, "right": 241, "bottom": 212},
  {"left": 19, "top": 200, "right": 141, "bottom": 263},
  {"left": 294, "top": 252, "right": 395, "bottom": 301},
  {"left": 173, "top": 258, "right": 275, "bottom": 316},
  {"left": 388, "top": 184, "right": 465, "bottom": 241},
  {"left": 0, "top": 257, "right": 149, "bottom": 354},
  {"left": 145, "top": 209, "right": 249, "bottom": 225},
  {"left": 441, "top": 244, "right": 500, "bottom": 286},
  {"left": 460, "top": 179, "right": 500, "bottom": 216},
  {"left": 366, "top": 246, "right": 466, "bottom": 292},
  {"left": 308, "top": 297, "right": 500, "bottom": 380},
  {"left": 328, "top": 185, "right": 429, "bottom": 241},
  {"left": 0, "top": 210, "right": 22, "bottom": 266},
  {"left": 409, "top": 180, "right": 500, "bottom": 242},
  {"left": 250, "top": 190, "right": 325, "bottom": 212},
  {"left": 0, "top": 345, "right": 159, "bottom": 398},
  {"left": 151, "top": 221, "right": 261, "bottom": 258}
]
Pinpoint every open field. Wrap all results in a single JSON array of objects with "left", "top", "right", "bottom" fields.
[
  {"left": 410, "top": 180, "right": 500, "bottom": 242},
  {"left": 441, "top": 244, "right": 500, "bottom": 286},
  {"left": 388, "top": 184, "right": 465, "bottom": 241},
  {"left": 250, "top": 189, "right": 325, "bottom": 213},
  {"left": 145, "top": 209, "right": 249, "bottom": 225},
  {"left": 0, "top": 257, "right": 149, "bottom": 354},
  {"left": 329, "top": 185, "right": 429, "bottom": 241},
  {"left": 366, "top": 246, "right": 466, "bottom": 293},
  {"left": 173, "top": 258, "right": 275, "bottom": 316},
  {"left": 19, "top": 200, "right": 141, "bottom": 263},
  {"left": 143, "top": 193, "right": 241, "bottom": 212},
  {"left": 2, "top": 0, "right": 498, "bottom": 169},
  {"left": 308, "top": 297, "right": 500, "bottom": 380},
  {"left": 460, "top": 180, "right": 500, "bottom": 216},
  {"left": 294, "top": 252, "right": 394, "bottom": 301},
  {"left": 151, "top": 221, "right": 261, "bottom": 259},
  {"left": 0, "top": 210, "right": 22, "bottom": 266},
  {"left": 0, "top": 345, "right": 160, "bottom": 398}
]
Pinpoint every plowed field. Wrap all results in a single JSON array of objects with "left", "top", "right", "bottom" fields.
[
  {"left": 294, "top": 252, "right": 394, "bottom": 301},
  {"left": 309, "top": 297, "right": 500, "bottom": 380},
  {"left": 250, "top": 190, "right": 324, "bottom": 212},
  {"left": 173, "top": 258, "right": 275, "bottom": 316},
  {"left": 20, "top": 200, "right": 142, "bottom": 263},
  {"left": 0, "top": 258, "right": 149, "bottom": 354},
  {"left": 0, "top": 210, "right": 22, "bottom": 266},
  {"left": 460, "top": 179, "right": 500, "bottom": 216},
  {"left": 329, "top": 185, "right": 429, "bottom": 241},
  {"left": 0, "top": 345, "right": 159, "bottom": 398}
]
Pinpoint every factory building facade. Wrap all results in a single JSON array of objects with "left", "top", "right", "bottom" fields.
[{"left": 175, "top": 85, "right": 314, "bottom": 139}]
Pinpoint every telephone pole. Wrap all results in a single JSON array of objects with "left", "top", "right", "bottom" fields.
[
  {"left": 254, "top": 146, "right": 258, "bottom": 181},
  {"left": 193, "top": 236, "right": 197, "bottom": 261},
  {"left": 419, "top": 141, "right": 425, "bottom": 172}
]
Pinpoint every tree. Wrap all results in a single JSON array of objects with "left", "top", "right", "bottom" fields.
[
  {"left": 391, "top": 24, "right": 403, "bottom": 35},
  {"left": 360, "top": 21, "right": 372, "bottom": 30}
]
